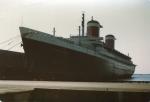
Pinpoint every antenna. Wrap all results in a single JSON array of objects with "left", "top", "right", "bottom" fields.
[
  {"left": 53, "top": 27, "right": 56, "bottom": 36},
  {"left": 79, "top": 26, "right": 81, "bottom": 37},
  {"left": 82, "top": 13, "right": 84, "bottom": 36},
  {"left": 91, "top": 16, "right": 93, "bottom": 20},
  {"left": 128, "top": 53, "right": 130, "bottom": 56}
]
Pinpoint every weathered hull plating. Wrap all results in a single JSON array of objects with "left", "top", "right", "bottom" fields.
[{"left": 20, "top": 27, "right": 135, "bottom": 81}]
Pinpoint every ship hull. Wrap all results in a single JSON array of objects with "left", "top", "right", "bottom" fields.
[{"left": 20, "top": 27, "right": 135, "bottom": 81}]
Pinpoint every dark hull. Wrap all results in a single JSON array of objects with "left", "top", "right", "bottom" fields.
[
  {"left": 21, "top": 37, "right": 134, "bottom": 81},
  {"left": 0, "top": 50, "right": 29, "bottom": 80}
]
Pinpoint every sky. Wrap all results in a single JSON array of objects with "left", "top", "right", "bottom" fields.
[{"left": 0, "top": 0, "right": 150, "bottom": 74}]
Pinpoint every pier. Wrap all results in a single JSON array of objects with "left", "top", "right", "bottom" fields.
[{"left": 0, "top": 77, "right": 149, "bottom": 102}]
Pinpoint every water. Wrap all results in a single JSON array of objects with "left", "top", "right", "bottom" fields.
[
  {"left": 116, "top": 74, "right": 150, "bottom": 82},
  {"left": 131, "top": 74, "right": 150, "bottom": 81}
]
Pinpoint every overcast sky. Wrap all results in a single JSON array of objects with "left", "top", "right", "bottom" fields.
[{"left": 0, "top": 0, "right": 150, "bottom": 74}]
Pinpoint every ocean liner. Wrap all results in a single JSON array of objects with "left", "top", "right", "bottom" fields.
[{"left": 19, "top": 14, "right": 135, "bottom": 81}]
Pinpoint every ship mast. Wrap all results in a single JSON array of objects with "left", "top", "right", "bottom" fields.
[
  {"left": 53, "top": 27, "right": 56, "bottom": 36},
  {"left": 79, "top": 26, "right": 81, "bottom": 45},
  {"left": 79, "top": 26, "right": 81, "bottom": 37},
  {"left": 81, "top": 13, "right": 85, "bottom": 36}
]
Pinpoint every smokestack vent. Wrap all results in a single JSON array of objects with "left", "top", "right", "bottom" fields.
[
  {"left": 87, "top": 19, "right": 102, "bottom": 38},
  {"left": 105, "top": 34, "right": 116, "bottom": 50}
]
